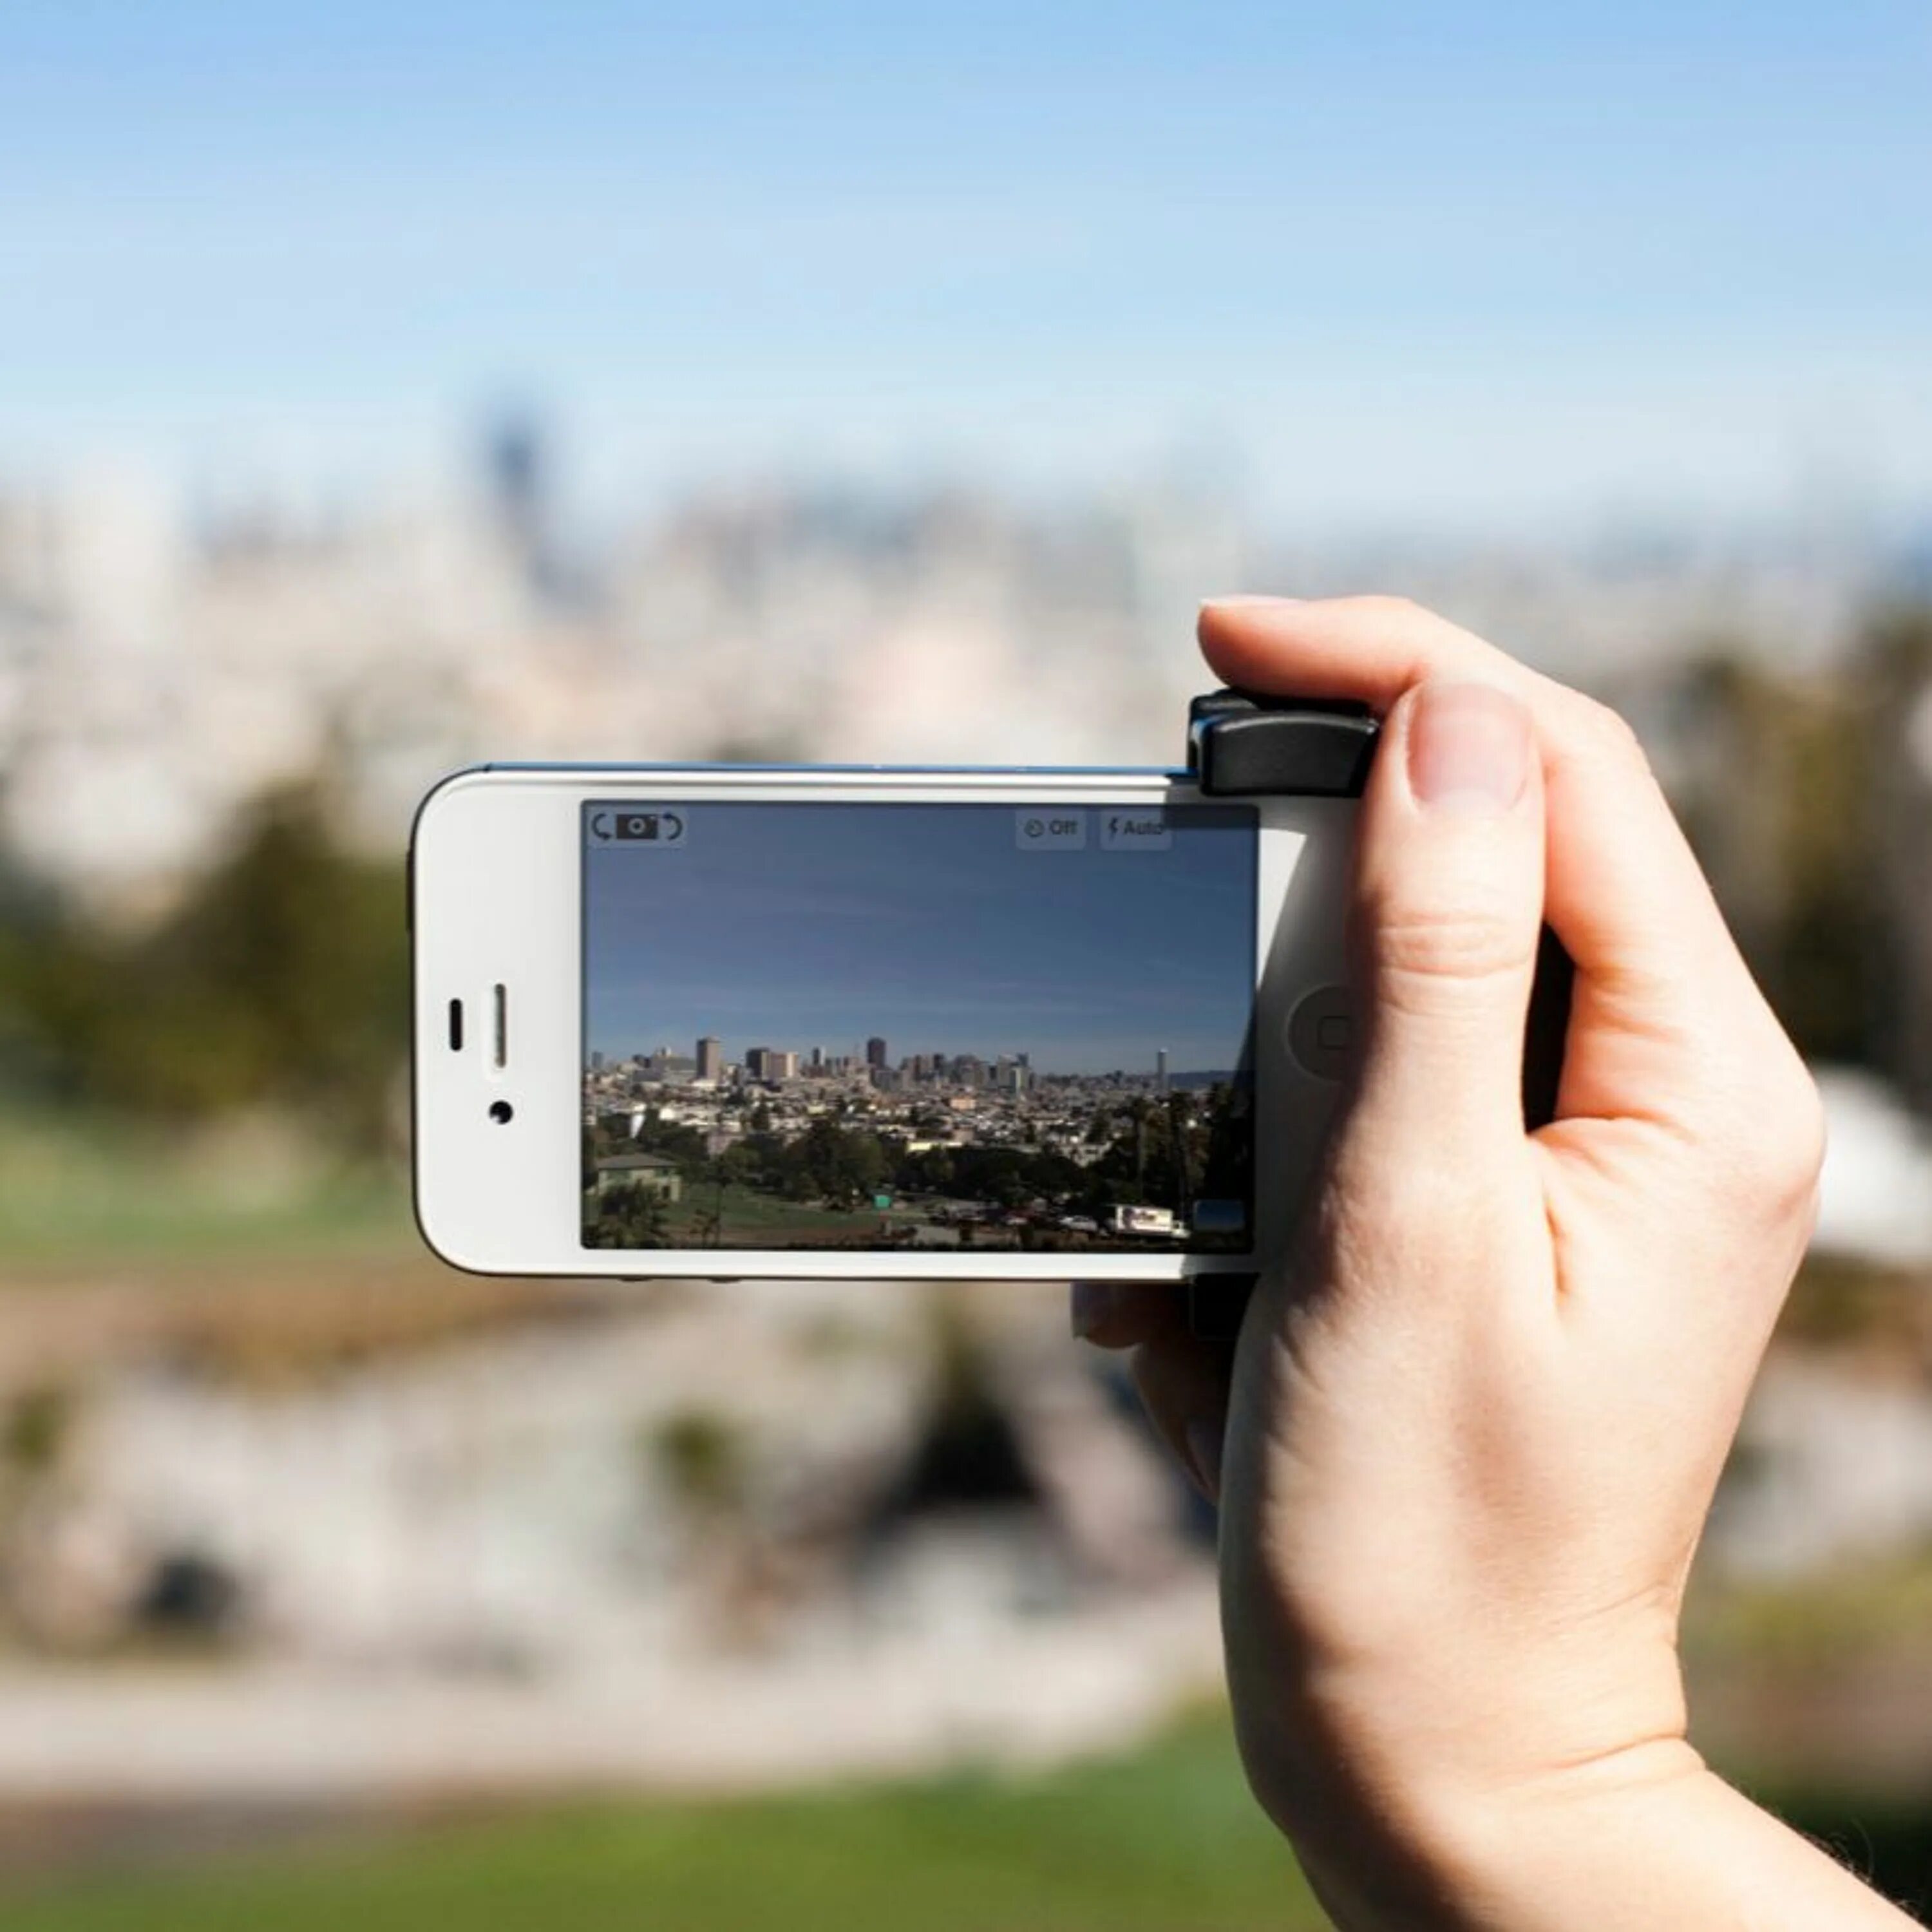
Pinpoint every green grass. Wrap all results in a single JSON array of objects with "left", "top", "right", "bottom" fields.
[
  {"left": 0, "top": 1718, "right": 1327, "bottom": 1932},
  {"left": 661, "top": 1185, "right": 901, "bottom": 1239},
  {"left": 600, "top": 1183, "right": 944, "bottom": 1251},
  {"left": 0, "top": 1107, "right": 414, "bottom": 1267},
  {"left": 1689, "top": 1549, "right": 1932, "bottom": 1669}
]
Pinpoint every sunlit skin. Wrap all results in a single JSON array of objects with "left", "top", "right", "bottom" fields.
[{"left": 1075, "top": 596, "right": 1917, "bottom": 1931}]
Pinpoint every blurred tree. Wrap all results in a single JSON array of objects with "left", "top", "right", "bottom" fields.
[
  {"left": 1662, "top": 609, "right": 1932, "bottom": 1094},
  {"left": 1859, "top": 607, "right": 1932, "bottom": 1111},
  {"left": 0, "top": 779, "right": 407, "bottom": 1152},
  {"left": 0, "top": 832, "right": 70, "bottom": 1097},
  {"left": 1670, "top": 650, "right": 1880, "bottom": 1067}
]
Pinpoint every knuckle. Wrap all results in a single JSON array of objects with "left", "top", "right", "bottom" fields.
[
  {"left": 1566, "top": 693, "right": 1652, "bottom": 773},
  {"left": 1705, "top": 1046, "right": 1827, "bottom": 1228},
  {"left": 1354, "top": 592, "right": 1434, "bottom": 634},
  {"left": 1757, "top": 1065, "right": 1828, "bottom": 1221},
  {"left": 1370, "top": 894, "right": 1537, "bottom": 995},
  {"left": 1365, "top": 592, "right": 1424, "bottom": 620}
]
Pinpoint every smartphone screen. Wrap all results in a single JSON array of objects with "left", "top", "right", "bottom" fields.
[{"left": 580, "top": 800, "right": 1257, "bottom": 1255}]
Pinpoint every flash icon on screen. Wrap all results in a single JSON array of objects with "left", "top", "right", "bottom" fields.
[{"left": 1101, "top": 811, "right": 1171, "bottom": 851}]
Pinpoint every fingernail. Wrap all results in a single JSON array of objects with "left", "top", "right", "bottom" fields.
[
  {"left": 1405, "top": 679, "right": 1531, "bottom": 815},
  {"left": 1184, "top": 1416, "right": 1225, "bottom": 1502},
  {"left": 1199, "top": 594, "right": 1305, "bottom": 612},
  {"left": 1070, "top": 1281, "right": 1117, "bottom": 1340}
]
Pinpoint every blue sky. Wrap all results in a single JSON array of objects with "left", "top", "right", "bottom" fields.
[
  {"left": 582, "top": 801, "right": 1255, "bottom": 1073},
  {"left": 3, "top": 2, "right": 1929, "bottom": 531}
]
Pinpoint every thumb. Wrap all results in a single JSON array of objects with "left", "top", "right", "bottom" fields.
[{"left": 1342, "top": 677, "right": 1545, "bottom": 1163}]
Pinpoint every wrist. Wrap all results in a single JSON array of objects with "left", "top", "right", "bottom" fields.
[
  {"left": 1228, "top": 1633, "right": 1700, "bottom": 1924},
  {"left": 1289, "top": 1753, "right": 1919, "bottom": 1932},
  {"left": 1278, "top": 1730, "right": 1717, "bottom": 1932}
]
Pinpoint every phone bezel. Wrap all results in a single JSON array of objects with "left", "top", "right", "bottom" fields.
[{"left": 411, "top": 765, "right": 1353, "bottom": 1281}]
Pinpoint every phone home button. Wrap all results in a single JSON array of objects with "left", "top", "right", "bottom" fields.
[{"left": 1288, "top": 985, "right": 1356, "bottom": 1081}]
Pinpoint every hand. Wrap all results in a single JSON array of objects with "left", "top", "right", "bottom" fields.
[{"left": 1075, "top": 598, "right": 1911, "bottom": 1929}]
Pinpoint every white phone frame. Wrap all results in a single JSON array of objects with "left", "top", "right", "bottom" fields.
[{"left": 410, "top": 765, "right": 1357, "bottom": 1281}]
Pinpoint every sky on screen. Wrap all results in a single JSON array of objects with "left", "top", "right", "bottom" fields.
[{"left": 583, "top": 801, "right": 1255, "bottom": 1074}]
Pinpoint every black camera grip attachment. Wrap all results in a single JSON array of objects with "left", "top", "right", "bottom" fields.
[{"left": 1182, "top": 690, "right": 1575, "bottom": 1339}]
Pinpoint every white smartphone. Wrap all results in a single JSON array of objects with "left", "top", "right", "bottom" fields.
[{"left": 409, "top": 764, "right": 1359, "bottom": 1282}]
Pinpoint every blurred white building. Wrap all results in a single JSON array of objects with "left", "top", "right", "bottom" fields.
[{"left": 0, "top": 441, "right": 1916, "bottom": 913}]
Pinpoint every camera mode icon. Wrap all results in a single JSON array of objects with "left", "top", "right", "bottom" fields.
[{"left": 589, "top": 808, "right": 687, "bottom": 846}]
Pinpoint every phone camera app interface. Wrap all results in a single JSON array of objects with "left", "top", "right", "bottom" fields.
[{"left": 581, "top": 801, "right": 1256, "bottom": 1256}]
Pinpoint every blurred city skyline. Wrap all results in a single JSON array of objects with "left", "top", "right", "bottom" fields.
[{"left": 4, "top": 1, "right": 1931, "bottom": 536}]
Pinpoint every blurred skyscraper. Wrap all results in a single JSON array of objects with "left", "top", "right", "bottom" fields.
[{"left": 483, "top": 403, "right": 557, "bottom": 593}]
